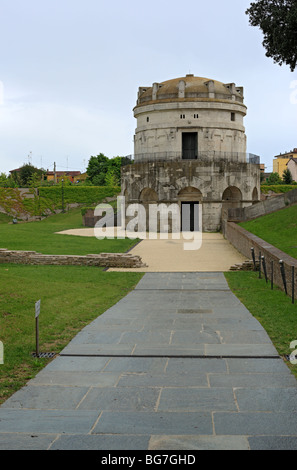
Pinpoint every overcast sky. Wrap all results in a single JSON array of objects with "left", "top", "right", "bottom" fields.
[{"left": 0, "top": 0, "right": 296, "bottom": 175}]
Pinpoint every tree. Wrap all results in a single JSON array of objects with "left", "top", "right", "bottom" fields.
[
  {"left": 282, "top": 168, "right": 293, "bottom": 184},
  {"left": 0, "top": 172, "right": 16, "bottom": 188},
  {"left": 266, "top": 172, "right": 282, "bottom": 184},
  {"left": 105, "top": 169, "right": 119, "bottom": 187},
  {"left": 86, "top": 154, "right": 110, "bottom": 185},
  {"left": 246, "top": 0, "right": 297, "bottom": 72},
  {"left": 11, "top": 164, "right": 44, "bottom": 187},
  {"left": 86, "top": 154, "right": 123, "bottom": 186}
]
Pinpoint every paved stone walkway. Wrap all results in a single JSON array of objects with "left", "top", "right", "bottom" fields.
[
  {"left": 1, "top": 272, "right": 297, "bottom": 450},
  {"left": 57, "top": 229, "right": 247, "bottom": 272}
]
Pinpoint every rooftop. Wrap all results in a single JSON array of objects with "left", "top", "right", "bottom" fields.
[{"left": 135, "top": 74, "right": 245, "bottom": 108}]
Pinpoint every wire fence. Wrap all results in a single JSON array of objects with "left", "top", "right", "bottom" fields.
[
  {"left": 251, "top": 247, "right": 296, "bottom": 304},
  {"left": 122, "top": 152, "right": 260, "bottom": 165}
]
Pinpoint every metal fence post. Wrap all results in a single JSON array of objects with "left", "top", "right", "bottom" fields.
[
  {"left": 251, "top": 247, "right": 256, "bottom": 271},
  {"left": 292, "top": 266, "right": 295, "bottom": 304},
  {"left": 279, "top": 260, "right": 287, "bottom": 295},
  {"left": 262, "top": 256, "right": 268, "bottom": 283},
  {"left": 259, "top": 251, "right": 261, "bottom": 279},
  {"left": 271, "top": 260, "right": 274, "bottom": 290}
]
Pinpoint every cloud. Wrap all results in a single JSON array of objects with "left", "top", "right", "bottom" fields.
[{"left": 0, "top": 94, "right": 133, "bottom": 172}]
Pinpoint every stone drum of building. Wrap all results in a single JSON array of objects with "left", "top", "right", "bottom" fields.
[{"left": 121, "top": 74, "right": 260, "bottom": 232}]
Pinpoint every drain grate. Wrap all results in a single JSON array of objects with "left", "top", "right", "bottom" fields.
[
  {"left": 177, "top": 309, "right": 213, "bottom": 314},
  {"left": 31, "top": 352, "right": 56, "bottom": 359}
]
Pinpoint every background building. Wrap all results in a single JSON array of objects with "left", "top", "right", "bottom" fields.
[
  {"left": 273, "top": 148, "right": 297, "bottom": 177},
  {"left": 287, "top": 157, "right": 297, "bottom": 182}
]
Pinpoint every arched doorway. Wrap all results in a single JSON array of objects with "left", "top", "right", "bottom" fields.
[
  {"left": 252, "top": 187, "right": 259, "bottom": 204},
  {"left": 222, "top": 186, "right": 242, "bottom": 221},
  {"left": 178, "top": 187, "right": 202, "bottom": 232}
]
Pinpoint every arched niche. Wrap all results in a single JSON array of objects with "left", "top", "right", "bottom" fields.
[
  {"left": 222, "top": 186, "right": 242, "bottom": 202},
  {"left": 252, "top": 187, "right": 259, "bottom": 204},
  {"left": 139, "top": 187, "right": 158, "bottom": 203}
]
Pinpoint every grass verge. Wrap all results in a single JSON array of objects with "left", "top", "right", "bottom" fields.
[
  {"left": 0, "top": 207, "right": 138, "bottom": 255},
  {"left": 0, "top": 264, "right": 144, "bottom": 405},
  {"left": 225, "top": 271, "right": 297, "bottom": 379},
  {"left": 239, "top": 204, "right": 297, "bottom": 260}
]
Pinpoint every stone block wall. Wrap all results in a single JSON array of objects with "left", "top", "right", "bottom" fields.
[
  {"left": 223, "top": 222, "right": 297, "bottom": 298},
  {"left": 0, "top": 249, "right": 146, "bottom": 269},
  {"left": 227, "top": 188, "right": 297, "bottom": 222},
  {"left": 122, "top": 160, "right": 260, "bottom": 232},
  {"left": 82, "top": 209, "right": 118, "bottom": 227}
]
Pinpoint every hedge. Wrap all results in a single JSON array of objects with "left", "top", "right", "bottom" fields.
[
  {"left": 261, "top": 185, "right": 297, "bottom": 194},
  {"left": 0, "top": 186, "right": 121, "bottom": 217}
]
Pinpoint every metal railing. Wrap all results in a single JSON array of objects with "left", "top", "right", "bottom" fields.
[
  {"left": 251, "top": 247, "right": 296, "bottom": 304},
  {"left": 122, "top": 152, "right": 260, "bottom": 165}
]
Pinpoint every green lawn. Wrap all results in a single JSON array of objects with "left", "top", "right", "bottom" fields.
[
  {"left": 0, "top": 212, "right": 13, "bottom": 224},
  {"left": 225, "top": 271, "right": 297, "bottom": 378},
  {"left": 239, "top": 204, "right": 297, "bottom": 259},
  {"left": 0, "top": 207, "right": 137, "bottom": 255},
  {"left": 0, "top": 207, "right": 144, "bottom": 404},
  {"left": 0, "top": 264, "right": 143, "bottom": 405}
]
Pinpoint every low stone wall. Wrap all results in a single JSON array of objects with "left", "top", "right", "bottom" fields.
[
  {"left": 82, "top": 208, "right": 118, "bottom": 228},
  {"left": 224, "top": 222, "right": 297, "bottom": 298},
  {"left": 0, "top": 249, "right": 146, "bottom": 268},
  {"left": 227, "top": 188, "right": 297, "bottom": 222}
]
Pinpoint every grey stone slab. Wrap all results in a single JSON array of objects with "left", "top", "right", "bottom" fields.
[
  {"left": 50, "top": 434, "right": 150, "bottom": 450},
  {"left": 235, "top": 388, "right": 297, "bottom": 412},
  {"left": 0, "top": 433, "right": 57, "bottom": 450},
  {"left": 44, "top": 356, "right": 110, "bottom": 371},
  {"left": 0, "top": 409, "right": 99, "bottom": 434},
  {"left": 171, "top": 330, "right": 220, "bottom": 344},
  {"left": 226, "top": 358, "right": 292, "bottom": 374},
  {"left": 166, "top": 357, "right": 227, "bottom": 374},
  {"left": 93, "top": 411, "right": 213, "bottom": 435},
  {"left": 199, "top": 318, "right": 264, "bottom": 330},
  {"left": 209, "top": 373, "right": 297, "bottom": 388},
  {"left": 205, "top": 343, "right": 279, "bottom": 357},
  {"left": 158, "top": 388, "right": 237, "bottom": 412},
  {"left": 117, "top": 372, "right": 208, "bottom": 388},
  {"left": 28, "top": 371, "right": 120, "bottom": 387},
  {"left": 1, "top": 385, "right": 89, "bottom": 410},
  {"left": 218, "top": 330, "right": 272, "bottom": 344},
  {"left": 86, "top": 323, "right": 142, "bottom": 332},
  {"left": 69, "top": 330, "right": 124, "bottom": 345},
  {"left": 132, "top": 318, "right": 176, "bottom": 329},
  {"left": 177, "top": 308, "right": 213, "bottom": 314},
  {"left": 248, "top": 436, "right": 297, "bottom": 450},
  {"left": 95, "top": 317, "right": 135, "bottom": 326},
  {"left": 214, "top": 412, "right": 297, "bottom": 436},
  {"left": 132, "top": 345, "right": 205, "bottom": 356},
  {"left": 174, "top": 310, "right": 251, "bottom": 321},
  {"left": 60, "top": 344, "right": 135, "bottom": 356},
  {"left": 78, "top": 387, "right": 160, "bottom": 411},
  {"left": 119, "top": 330, "right": 172, "bottom": 344},
  {"left": 134, "top": 272, "right": 229, "bottom": 291},
  {"left": 103, "top": 357, "right": 167, "bottom": 373},
  {"left": 149, "top": 435, "right": 250, "bottom": 450}
]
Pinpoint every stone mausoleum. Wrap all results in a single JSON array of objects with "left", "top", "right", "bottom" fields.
[{"left": 121, "top": 74, "right": 260, "bottom": 232}]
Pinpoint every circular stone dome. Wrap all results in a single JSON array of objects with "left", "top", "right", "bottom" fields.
[{"left": 136, "top": 74, "right": 244, "bottom": 107}]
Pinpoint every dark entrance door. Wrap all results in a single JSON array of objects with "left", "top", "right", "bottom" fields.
[
  {"left": 181, "top": 202, "right": 199, "bottom": 231},
  {"left": 182, "top": 132, "right": 198, "bottom": 160}
]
